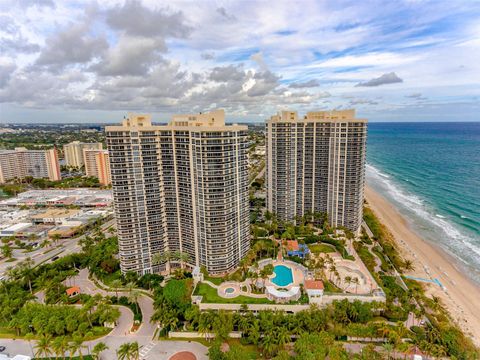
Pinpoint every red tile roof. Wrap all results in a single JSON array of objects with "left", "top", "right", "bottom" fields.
[
  {"left": 286, "top": 240, "right": 299, "bottom": 251},
  {"left": 66, "top": 286, "right": 80, "bottom": 296},
  {"left": 305, "top": 280, "right": 324, "bottom": 290}
]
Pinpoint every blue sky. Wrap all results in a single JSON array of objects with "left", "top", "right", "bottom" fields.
[{"left": 0, "top": 0, "right": 479, "bottom": 123}]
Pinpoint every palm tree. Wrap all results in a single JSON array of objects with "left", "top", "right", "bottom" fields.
[
  {"left": 110, "top": 279, "right": 123, "bottom": 298},
  {"left": 152, "top": 250, "right": 173, "bottom": 274},
  {"left": 382, "top": 342, "right": 394, "bottom": 359},
  {"left": 130, "top": 342, "right": 140, "bottom": 360},
  {"left": 92, "top": 342, "right": 109, "bottom": 360},
  {"left": 328, "top": 264, "right": 336, "bottom": 281},
  {"left": 403, "top": 259, "right": 414, "bottom": 271},
  {"left": 344, "top": 276, "right": 352, "bottom": 291},
  {"left": 128, "top": 289, "right": 141, "bottom": 314},
  {"left": 69, "top": 337, "right": 86, "bottom": 360},
  {"left": 261, "top": 332, "right": 278, "bottom": 357},
  {"left": 117, "top": 342, "right": 140, "bottom": 360},
  {"left": 50, "top": 233, "right": 62, "bottom": 246},
  {"left": 41, "top": 238, "right": 51, "bottom": 249},
  {"left": 52, "top": 336, "right": 68, "bottom": 360},
  {"left": 35, "top": 335, "right": 53, "bottom": 359},
  {"left": 352, "top": 277, "right": 360, "bottom": 294},
  {"left": 175, "top": 251, "right": 190, "bottom": 269},
  {"left": 116, "top": 343, "right": 131, "bottom": 360},
  {"left": 275, "top": 326, "right": 291, "bottom": 350}
]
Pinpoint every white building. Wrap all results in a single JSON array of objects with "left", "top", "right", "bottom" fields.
[
  {"left": 304, "top": 279, "right": 324, "bottom": 303},
  {"left": 266, "top": 109, "right": 367, "bottom": 231},
  {"left": 106, "top": 110, "right": 250, "bottom": 275}
]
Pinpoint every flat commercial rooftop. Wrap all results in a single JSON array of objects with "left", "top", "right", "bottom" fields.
[{"left": 0, "top": 189, "right": 113, "bottom": 207}]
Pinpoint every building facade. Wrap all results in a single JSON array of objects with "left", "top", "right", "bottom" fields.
[
  {"left": 0, "top": 148, "right": 61, "bottom": 183},
  {"left": 106, "top": 110, "right": 250, "bottom": 275},
  {"left": 84, "top": 149, "right": 111, "bottom": 185},
  {"left": 63, "top": 141, "right": 103, "bottom": 168},
  {"left": 266, "top": 109, "right": 367, "bottom": 231}
]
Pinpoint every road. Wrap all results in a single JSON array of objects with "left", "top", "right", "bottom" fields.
[
  {"left": 0, "top": 218, "right": 116, "bottom": 277},
  {"left": 68, "top": 269, "right": 156, "bottom": 338}
]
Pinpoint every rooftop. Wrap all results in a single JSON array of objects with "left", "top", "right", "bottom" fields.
[{"left": 305, "top": 279, "right": 324, "bottom": 290}]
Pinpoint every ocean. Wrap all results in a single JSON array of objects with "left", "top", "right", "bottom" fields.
[{"left": 366, "top": 122, "right": 480, "bottom": 284}]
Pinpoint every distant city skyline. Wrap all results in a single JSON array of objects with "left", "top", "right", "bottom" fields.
[{"left": 0, "top": 0, "right": 479, "bottom": 123}]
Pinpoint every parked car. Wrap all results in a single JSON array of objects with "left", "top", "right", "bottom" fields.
[
  {"left": 0, "top": 346, "right": 6, "bottom": 352},
  {"left": 51, "top": 256, "right": 59, "bottom": 262}
]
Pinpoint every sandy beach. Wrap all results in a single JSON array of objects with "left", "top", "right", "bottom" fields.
[{"left": 365, "top": 185, "right": 480, "bottom": 345}]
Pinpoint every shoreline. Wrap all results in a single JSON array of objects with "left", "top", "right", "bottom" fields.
[{"left": 364, "top": 184, "right": 480, "bottom": 345}]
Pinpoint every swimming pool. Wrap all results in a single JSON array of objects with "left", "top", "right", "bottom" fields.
[{"left": 272, "top": 265, "right": 293, "bottom": 287}]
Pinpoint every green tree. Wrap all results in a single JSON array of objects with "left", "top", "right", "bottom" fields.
[
  {"left": 92, "top": 342, "right": 109, "bottom": 360},
  {"left": 35, "top": 335, "right": 53, "bottom": 359},
  {"left": 1, "top": 244, "right": 12, "bottom": 259}
]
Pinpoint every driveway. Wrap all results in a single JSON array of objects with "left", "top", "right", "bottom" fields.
[{"left": 67, "top": 269, "right": 156, "bottom": 338}]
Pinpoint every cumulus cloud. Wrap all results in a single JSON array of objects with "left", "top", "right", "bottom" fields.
[
  {"left": 0, "top": 63, "right": 16, "bottom": 88},
  {"left": 92, "top": 36, "right": 165, "bottom": 76},
  {"left": 289, "top": 79, "right": 320, "bottom": 88},
  {"left": 216, "top": 7, "right": 236, "bottom": 20},
  {"left": 355, "top": 72, "right": 403, "bottom": 87},
  {"left": 35, "top": 23, "right": 107, "bottom": 69},
  {"left": 106, "top": 1, "right": 191, "bottom": 39}
]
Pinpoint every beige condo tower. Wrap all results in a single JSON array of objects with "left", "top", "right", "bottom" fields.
[
  {"left": 84, "top": 149, "right": 111, "bottom": 185},
  {"left": 266, "top": 109, "right": 367, "bottom": 232},
  {"left": 106, "top": 110, "right": 250, "bottom": 275},
  {"left": 63, "top": 141, "right": 103, "bottom": 168},
  {"left": 0, "top": 147, "right": 61, "bottom": 183}
]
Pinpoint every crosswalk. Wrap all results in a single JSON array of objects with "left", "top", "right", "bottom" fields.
[{"left": 139, "top": 341, "right": 156, "bottom": 359}]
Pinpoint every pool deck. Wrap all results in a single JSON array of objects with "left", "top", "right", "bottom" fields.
[{"left": 266, "top": 260, "right": 306, "bottom": 290}]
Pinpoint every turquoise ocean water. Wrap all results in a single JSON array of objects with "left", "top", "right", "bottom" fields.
[{"left": 366, "top": 122, "right": 480, "bottom": 284}]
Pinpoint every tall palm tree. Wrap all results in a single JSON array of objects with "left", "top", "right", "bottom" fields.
[
  {"left": 129, "top": 342, "right": 140, "bottom": 360},
  {"left": 152, "top": 250, "right": 173, "bottom": 274},
  {"left": 344, "top": 276, "right": 352, "bottom": 291},
  {"left": 69, "top": 337, "right": 86, "bottom": 360},
  {"left": 35, "top": 335, "right": 53, "bottom": 359},
  {"left": 328, "top": 264, "right": 336, "bottom": 281},
  {"left": 403, "top": 259, "right": 414, "bottom": 271},
  {"left": 128, "top": 289, "right": 141, "bottom": 314},
  {"left": 116, "top": 343, "right": 131, "bottom": 360},
  {"left": 52, "top": 336, "right": 68, "bottom": 360},
  {"left": 352, "top": 277, "right": 360, "bottom": 294},
  {"left": 110, "top": 279, "right": 123, "bottom": 298},
  {"left": 92, "top": 342, "right": 109, "bottom": 360}
]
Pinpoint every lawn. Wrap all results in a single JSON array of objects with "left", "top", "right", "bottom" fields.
[
  {"left": 204, "top": 274, "right": 225, "bottom": 286},
  {"left": 194, "top": 283, "right": 274, "bottom": 304},
  {"left": 308, "top": 243, "right": 335, "bottom": 254}
]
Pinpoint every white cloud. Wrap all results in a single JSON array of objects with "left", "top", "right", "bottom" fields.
[{"left": 1, "top": 0, "right": 479, "bottom": 122}]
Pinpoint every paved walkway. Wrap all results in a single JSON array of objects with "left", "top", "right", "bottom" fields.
[
  {"left": 6, "top": 267, "right": 208, "bottom": 360},
  {"left": 67, "top": 269, "right": 156, "bottom": 337}
]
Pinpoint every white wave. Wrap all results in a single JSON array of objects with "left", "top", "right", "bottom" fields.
[
  {"left": 366, "top": 164, "right": 480, "bottom": 263},
  {"left": 461, "top": 215, "right": 468, "bottom": 219}
]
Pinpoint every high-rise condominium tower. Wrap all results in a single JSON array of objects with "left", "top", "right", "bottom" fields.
[
  {"left": 84, "top": 149, "right": 111, "bottom": 185},
  {"left": 63, "top": 141, "right": 103, "bottom": 168},
  {"left": 266, "top": 109, "right": 367, "bottom": 231},
  {"left": 0, "top": 148, "right": 61, "bottom": 184},
  {"left": 106, "top": 110, "right": 250, "bottom": 275}
]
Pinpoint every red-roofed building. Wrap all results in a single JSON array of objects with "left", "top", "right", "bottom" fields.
[
  {"left": 286, "top": 240, "right": 299, "bottom": 251},
  {"left": 304, "top": 279, "right": 324, "bottom": 303},
  {"left": 66, "top": 286, "right": 80, "bottom": 297}
]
